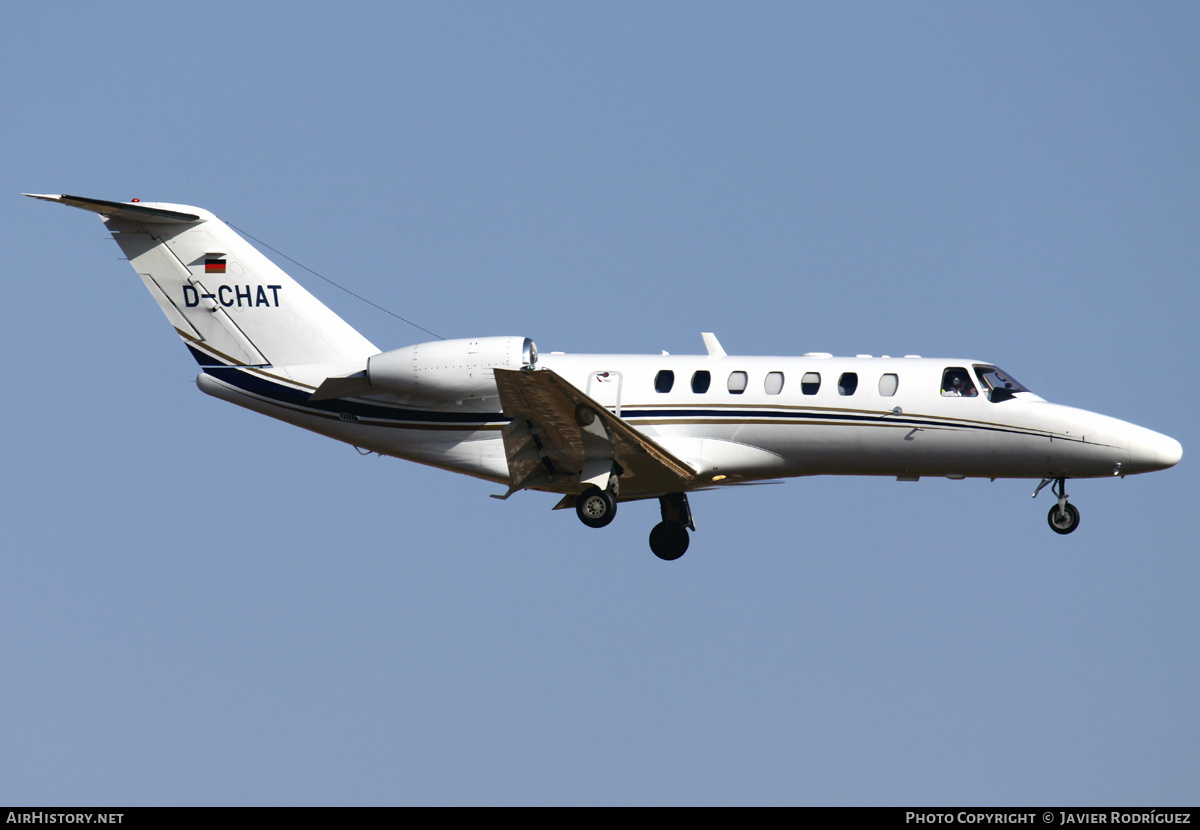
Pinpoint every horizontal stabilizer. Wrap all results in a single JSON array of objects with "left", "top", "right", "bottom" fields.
[{"left": 23, "top": 194, "right": 200, "bottom": 224}]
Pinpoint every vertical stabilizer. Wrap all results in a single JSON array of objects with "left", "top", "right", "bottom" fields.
[{"left": 26, "top": 194, "right": 378, "bottom": 367}]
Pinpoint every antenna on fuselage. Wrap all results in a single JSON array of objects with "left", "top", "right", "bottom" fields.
[{"left": 701, "top": 332, "right": 726, "bottom": 357}]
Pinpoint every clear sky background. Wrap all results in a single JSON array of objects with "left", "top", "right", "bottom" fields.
[{"left": 2, "top": 1, "right": 1196, "bottom": 806}]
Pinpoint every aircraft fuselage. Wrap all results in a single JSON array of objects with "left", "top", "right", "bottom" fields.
[{"left": 197, "top": 352, "right": 1180, "bottom": 488}]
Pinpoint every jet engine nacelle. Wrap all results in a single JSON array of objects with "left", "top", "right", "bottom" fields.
[{"left": 367, "top": 336, "right": 537, "bottom": 400}]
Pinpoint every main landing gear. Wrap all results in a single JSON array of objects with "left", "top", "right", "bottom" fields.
[
  {"left": 574, "top": 488, "right": 694, "bottom": 561},
  {"left": 575, "top": 486, "right": 617, "bottom": 529},
  {"left": 1034, "top": 477, "right": 1081, "bottom": 535},
  {"left": 649, "top": 493, "right": 693, "bottom": 561}
]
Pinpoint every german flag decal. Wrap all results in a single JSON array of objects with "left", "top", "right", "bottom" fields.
[{"left": 205, "top": 258, "right": 227, "bottom": 274}]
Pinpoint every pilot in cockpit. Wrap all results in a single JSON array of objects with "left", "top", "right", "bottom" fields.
[{"left": 941, "top": 368, "right": 978, "bottom": 397}]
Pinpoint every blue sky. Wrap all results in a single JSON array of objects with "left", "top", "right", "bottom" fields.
[{"left": 2, "top": 1, "right": 1197, "bottom": 805}]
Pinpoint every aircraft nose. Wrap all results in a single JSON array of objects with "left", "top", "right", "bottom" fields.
[{"left": 1128, "top": 428, "right": 1182, "bottom": 473}]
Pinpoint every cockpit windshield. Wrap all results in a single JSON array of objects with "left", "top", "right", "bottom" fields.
[{"left": 973, "top": 365, "right": 1031, "bottom": 402}]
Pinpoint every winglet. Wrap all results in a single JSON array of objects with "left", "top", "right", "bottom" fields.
[{"left": 701, "top": 332, "right": 726, "bottom": 358}]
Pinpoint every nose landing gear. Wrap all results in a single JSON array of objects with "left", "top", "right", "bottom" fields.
[
  {"left": 1048, "top": 500, "right": 1080, "bottom": 534},
  {"left": 1035, "top": 477, "right": 1081, "bottom": 535}
]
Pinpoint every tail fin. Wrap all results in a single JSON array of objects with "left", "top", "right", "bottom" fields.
[{"left": 26, "top": 194, "right": 378, "bottom": 367}]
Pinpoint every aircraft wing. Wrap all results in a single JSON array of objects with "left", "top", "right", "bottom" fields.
[{"left": 494, "top": 368, "right": 697, "bottom": 498}]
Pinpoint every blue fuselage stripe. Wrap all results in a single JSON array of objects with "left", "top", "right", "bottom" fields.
[{"left": 202, "top": 366, "right": 508, "bottom": 424}]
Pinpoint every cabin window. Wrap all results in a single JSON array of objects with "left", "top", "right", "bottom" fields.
[
  {"left": 654, "top": 370, "right": 675, "bottom": 393},
  {"left": 691, "top": 371, "right": 711, "bottom": 394},
  {"left": 801, "top": 372, "right": 821, "bottom": 395},
  {"left": 838, "top": 372, "right": 858, "bottom": 396},
  {"left": 727, "top": 371, "right": 748, "bottom": 394},
  {"left": 941, "top": 367, "right": 978, "bottom": 397},
  {"left": 878, "top": 373, "right": 899, "bottom": 397},
  {"left": 764, "top": 372, "right": 785, "bottom": 395}
]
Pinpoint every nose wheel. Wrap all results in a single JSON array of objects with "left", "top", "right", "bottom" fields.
[
  {"left": 1048, "top": 501, "right": 1080, "bottom": 534},
  {"left": 1036, "top": 477, "right": 1080, "bottom": 535}
]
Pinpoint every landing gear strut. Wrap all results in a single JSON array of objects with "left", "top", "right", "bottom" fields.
[
  {"left": 649, "top": 493, "right": 693, "bottom": 561},
  {"left": 1036, "top": 477, "right": 1080, "bottom": 535}
]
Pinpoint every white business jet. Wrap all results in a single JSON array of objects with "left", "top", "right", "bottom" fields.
[{"left": 27, "top": 194, "right": 1182, "bottom": 560}]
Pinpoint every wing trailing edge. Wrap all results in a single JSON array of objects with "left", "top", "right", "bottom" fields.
[{"left": 494, "top": 368, "right": 697, "bottom": 498}]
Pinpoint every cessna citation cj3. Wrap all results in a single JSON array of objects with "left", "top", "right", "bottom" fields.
[{"left": 29, "top": 194, "right": 1182, "bottom": 560}]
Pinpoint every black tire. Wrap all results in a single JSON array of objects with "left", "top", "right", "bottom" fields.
[
  {"left": 1047, "top": 502, "right": 1080, "bottom": 535},
  {"left": 576, "top": 487, "right": 616, "bottom": 529},
  {"left": 649, "top": 521, "right": 690, "bottom": 561}
]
